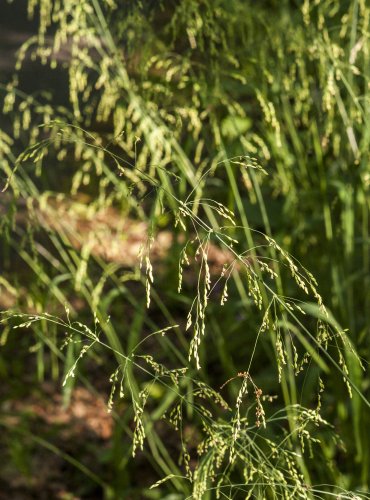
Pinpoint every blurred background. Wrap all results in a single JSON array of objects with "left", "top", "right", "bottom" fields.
[{"left": 0, "top": 1, "right": 369, "bottom": 498}]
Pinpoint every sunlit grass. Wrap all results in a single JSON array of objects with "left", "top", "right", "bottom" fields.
[{"left": 0, "top": 0, "right": 369, "bottom": 497}]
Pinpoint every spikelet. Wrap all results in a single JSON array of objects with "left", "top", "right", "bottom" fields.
[
  {"left": 107, "top": 366, "right": 125, "bottom": 413},
  {"left": 245, "top": 265, "right": 263, "bottom": 309},
  {"left": 178, "top": 243, "right": 190, "bottom": 293},
  {"left": 139, "top": 232, "right": 155, "bottom": 308},
  {"left": 132, "top": 389, "right": 148, "bottom": 456},
  {"left": 188, "top": 237, "right": 211, "bottom": 369},
  {"left": 62, "top": 341, "right": 95, "bottom": 387}
]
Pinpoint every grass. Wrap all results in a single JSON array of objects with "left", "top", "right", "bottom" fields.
[{"left": 0, "top": 0, "right": 369, "bottom": 498}]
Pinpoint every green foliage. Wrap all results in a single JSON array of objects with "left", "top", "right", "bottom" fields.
[{"left": 0, "top": 0, "right": 369, "bottom": 498}]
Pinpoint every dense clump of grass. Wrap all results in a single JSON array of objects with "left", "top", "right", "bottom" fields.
[{"left": 1, "top": 0, "right": 369, "bottom": 498}]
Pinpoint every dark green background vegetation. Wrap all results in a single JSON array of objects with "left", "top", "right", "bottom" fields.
[{"left": 0, "top": 0, "right": 369, "bottom": 498}]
